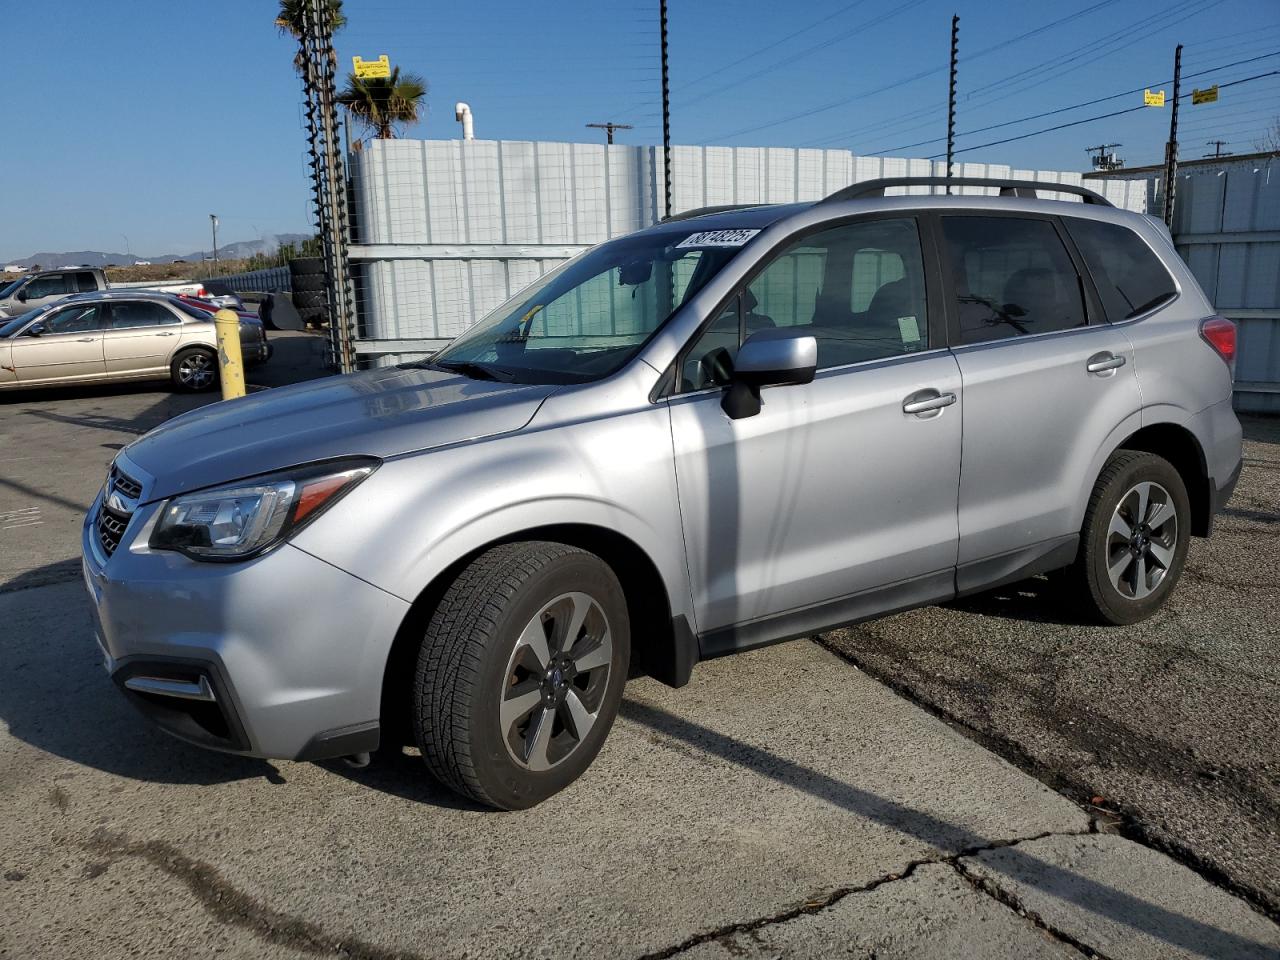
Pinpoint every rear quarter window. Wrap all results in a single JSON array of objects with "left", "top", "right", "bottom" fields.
[{"left": 1064, "top": 218, "right": 1177, "bottom": 321}]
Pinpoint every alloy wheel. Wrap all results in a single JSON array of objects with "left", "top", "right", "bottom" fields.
[
  {"left": 179, "top": 353, "right": 215, "bottom": 389},
  {"left": 499, "top": 592, "right": 613, "bottom": 772},
  {"left": 1106, "top": 480, "right": 1178, "bottom": 600}
]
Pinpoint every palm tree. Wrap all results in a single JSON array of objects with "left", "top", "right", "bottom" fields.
[
  {"left": 337, "top": 68, "right": 428, "bottom": 141},
  {"left": 275, "top": 0, "right": 345, "bottom": 40}
]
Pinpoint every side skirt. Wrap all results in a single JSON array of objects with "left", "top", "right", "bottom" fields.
[{"left": 697, "top": 569, "right": 956, "bottom": 660}]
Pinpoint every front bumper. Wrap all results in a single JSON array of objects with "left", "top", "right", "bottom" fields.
[{"left": 81, "top": 491, "right": 410, "bottom": 760}]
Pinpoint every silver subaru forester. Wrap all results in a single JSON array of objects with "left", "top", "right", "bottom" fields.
[{"left": 83, "top": 177, "right": 1242, "bottom": 809}]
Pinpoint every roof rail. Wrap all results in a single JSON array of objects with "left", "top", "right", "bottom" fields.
[
  {"left": 823, "top": 177, "right": 1112, "bottom": 207},
  {"left": 661, "top": 203, "right": 769, "bottom": 223}
]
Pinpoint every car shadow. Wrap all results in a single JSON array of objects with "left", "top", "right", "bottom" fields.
[
  {"left": 944, "top": 574, "right": 1096, "bottom": 626},
  {"left": 617, "top": 699, "right": 1275, "bottom": 960}
]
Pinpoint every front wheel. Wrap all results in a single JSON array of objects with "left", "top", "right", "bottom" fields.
[
  {"left": 1066, "top": 450, "right": 1191, "bottom": 625},
  {"left": 413, "top": 542, "right": 630, "bottom": 809}
]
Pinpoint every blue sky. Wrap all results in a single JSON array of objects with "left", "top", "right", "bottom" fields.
[{"left": 2, "top": 0, "right": 1277, "bottom": 261}]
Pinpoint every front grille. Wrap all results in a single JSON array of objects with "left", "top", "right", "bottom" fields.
[
  {"left": 111, "top": 468, "right": 142, "bottom": 501},
  {"left": 96, "top": 465, "right": 143, "bottom": 559},
  {"left": 97, "top": 505, "right": 128, "bottom": 557}
]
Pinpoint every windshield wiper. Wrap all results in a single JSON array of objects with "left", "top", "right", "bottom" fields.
[{"left": 432, "top": 360, "right": 517, "bottom": 382}]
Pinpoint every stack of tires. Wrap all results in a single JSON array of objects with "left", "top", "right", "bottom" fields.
[{"left": 288, "top": 257, "right": 328, "bottom": 328}]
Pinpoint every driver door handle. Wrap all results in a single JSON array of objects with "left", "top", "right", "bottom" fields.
[
  {"left": 75, "top": 337, "right": 96, "bottom": 342},
  {"left": 902, "top": 391, "right": 957, "bottom": 416},
  {"left": 1087, "top": 351, "right": 1126, "bottom": 373}
]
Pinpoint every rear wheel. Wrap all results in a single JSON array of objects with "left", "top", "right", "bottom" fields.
[
  {"left": 413, "top": 542, "right": 630, "bottom": 809},
  {"left": 1067, "top": 450, "right": 1190, "bottom": 625},
  {"left": 170, "top": 347, "right": 218, "bottom": 392}
]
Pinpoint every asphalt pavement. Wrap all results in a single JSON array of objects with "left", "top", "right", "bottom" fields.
[
  {"left": 1, "top": 349, "right": 1277, "bottom": 959},
  {"left": 824, "top": 416, "right": 1280, "bottom": 919}
]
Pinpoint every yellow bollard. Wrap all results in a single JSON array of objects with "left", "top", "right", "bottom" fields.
[{"left": 213, "top": 308, "right": 246, "bottom": 401}]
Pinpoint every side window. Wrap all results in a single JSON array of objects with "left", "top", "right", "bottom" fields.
[
  {"left": 1063, "top": 218, "right": 1177, "bottom": 321},
  {"left": 942, "top": 216, "right": 1087, "bottom": 344},
  {"left": 681, "top": 217, "right": 928, "bottom": 388},
  {"left": 24, "top": 274, "right": 74, "bottom": 299},
  {"left": 109, "top": 301, "right": 180, "bottom": 329},
  {"left": 76, "top": 272, "right": 99, "bottom": 293},
  {"left": 41, "top": 304, "right": 103, "bottom": 334}
]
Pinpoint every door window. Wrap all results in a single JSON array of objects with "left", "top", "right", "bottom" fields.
[
  {"left": 108, "top": 301, "right": 180, "bottom": 328},
  {"left": 76, "top": 272, "right": 99, "bottom": 293},
  {"left": 39, "top": 304, "right": 104, "bottom": 334},
  {"left": 1062, "top": 218, "right": 1177, "bottom": 321},
  {"left": 23, "top": 274, "right": 75, "bottom": 300},
  {"left": 941, "top": 216, "right": 1087, "bottom": 344},
  {"left": 682, "top": 217, "right": 928, "bottom": 388}
]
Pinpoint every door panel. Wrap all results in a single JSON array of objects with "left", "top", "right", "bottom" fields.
[
  {"left": 670, "top": 351, "right": 962, "bottom": 635},
  {"left": 937, "top": 213, "right": 1142, "bottom": 564},
  {"left": 953, "top": 327, "right": 1140, "bottom": 561},
  {"left": 101, "top": 301, "right": 182, "bottom": 375},
  {"left": 11, "top": 304, "right": 106, "bottom": 383}
]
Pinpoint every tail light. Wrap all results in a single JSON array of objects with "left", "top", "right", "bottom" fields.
[{"left": 1199, "top": 316, "right": 1236, "bottom": 366}]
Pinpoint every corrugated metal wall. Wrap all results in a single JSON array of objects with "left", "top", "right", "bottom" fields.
[
  {"left": 347, "top": 138, "right": 1150, "bottom": 360},
  {"left": 1169, "top": 158, "right": 1280, "bottom": 412},
  {"left": 1086, "top": 155, "right": 1280, "bottom": 411}
]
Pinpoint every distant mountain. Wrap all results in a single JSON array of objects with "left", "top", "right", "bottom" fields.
[{"left": 5, "top": 234, "right": 312, "bottom": 270}]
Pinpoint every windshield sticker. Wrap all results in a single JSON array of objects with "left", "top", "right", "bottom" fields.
[{"left": 676, "top": 228, "right": 760, "bottom": 249}]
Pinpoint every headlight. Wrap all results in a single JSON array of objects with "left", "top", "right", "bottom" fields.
[{"left": 149, "top": 458, "right": 377, "bottom": 561}]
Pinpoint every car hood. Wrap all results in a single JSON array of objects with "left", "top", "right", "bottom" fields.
[{"left": 124, "top": 365, "right": 559, "bottom": 501}]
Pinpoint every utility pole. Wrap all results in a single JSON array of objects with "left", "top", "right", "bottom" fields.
[
  {"left": 1204, "top": 139, "right": 1232, "bottom": 158},
  {"left": 660, "top": 0, "right": 672, "bottom": 219},
  {"left": 946, "top": 14, "right": 959, "bottom": 194},
  {"left": 586, "top": 122, "right": 633, "bottom": 145},
  {"left": 1086, "top": 143, "right": 1124, "bottom": 171},
  {"left": 210, "top": 215, "right": 219, "bottom": 272},
  {"left": 300, "top": 0, "right": 356, "bottom": 373},
  {"left": 1162, "top": 43, "right": 1183, "bottom": 228}
]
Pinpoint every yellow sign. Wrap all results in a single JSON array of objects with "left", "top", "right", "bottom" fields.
[
  {"left": 1143, "top": 89, "right": 1166, "bottom": 107},
  {"left": 1192, "top": 85, "right": 1219, "bottom": 105},
  {"left": 353, "top": 55, "right": 391, "bottom": 80}
]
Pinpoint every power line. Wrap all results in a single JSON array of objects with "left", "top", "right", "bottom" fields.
[
  {"left": 703, "top": 0, "right": 1129, "bottom": 144},
  {"left": 792, "top": 0, "right": 1221, "bottom": 150},
  {"left": 928, "top": 68, "right": 1280, "bottom": 160},
  {"left": 869, "top": 50, "right": 1278, "bottom": 156}
]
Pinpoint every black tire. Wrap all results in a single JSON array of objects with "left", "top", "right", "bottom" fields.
[
  {"left": 1065, "top": 450, "right": 1191, "bottom": 625},
  {"left": 414, "top": 542, "right": 631, "bottom": 810},
  {"left": 170, "top": 347, "right": 218, "bottom": 392},
  {"left": 296, "top": 305, "right": 328, "bottom": 326},
  {"left": 291, "top": 289, "right": 327, "bottom": 310},
  {"left": 288, "top": 256, "right": 325, "bottom": 277},
  {"left": 291, "top": 273, "right": 326, "bottom": 293}
]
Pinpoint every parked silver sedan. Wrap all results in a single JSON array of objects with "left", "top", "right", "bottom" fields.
[{"left": 0, "top": 290, "right": 269, "bottom": 392}]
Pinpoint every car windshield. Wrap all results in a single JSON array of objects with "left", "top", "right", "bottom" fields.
[
  {"left": 429, "top": 229, "right": 749, "bottom": 384},
  {"left": 0, "top": 305, "right": 49, "bottom": 338}
]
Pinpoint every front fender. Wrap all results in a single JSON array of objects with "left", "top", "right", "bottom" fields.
[{"left": 290, "top": 403, "right": 694, "bottom": 625}]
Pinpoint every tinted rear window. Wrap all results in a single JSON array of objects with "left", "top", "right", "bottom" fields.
[{"left": 1064, "top": 218, "right": 1176, "bottom": 321}]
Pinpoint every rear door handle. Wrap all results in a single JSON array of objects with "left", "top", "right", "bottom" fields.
[
  {"left": 1087, "top": 351, "right": 1126, "bottom": 374},
  {"left": 903, "top": 390, "right": 957, "bottom": 416},
  {"left": 156, "top": 332, "right": 176, "bottom": 336},
  {"left": 75, "top": 337, "right": 96, "bottom": 342}
]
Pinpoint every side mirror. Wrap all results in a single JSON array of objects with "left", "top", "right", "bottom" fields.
[
  {"left": 25, "top": 322, "right": 45, "bottom": 337},
  {"left": 721, "top": 329, "right": 817, "bottom": 420},
  {"left": 16, "top": 289, "right": 28, "bottom": 302}
]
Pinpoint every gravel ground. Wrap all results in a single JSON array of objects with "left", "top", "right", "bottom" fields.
[{"left": 823, "top": 415, "right": 1280, "bottom": 919}]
